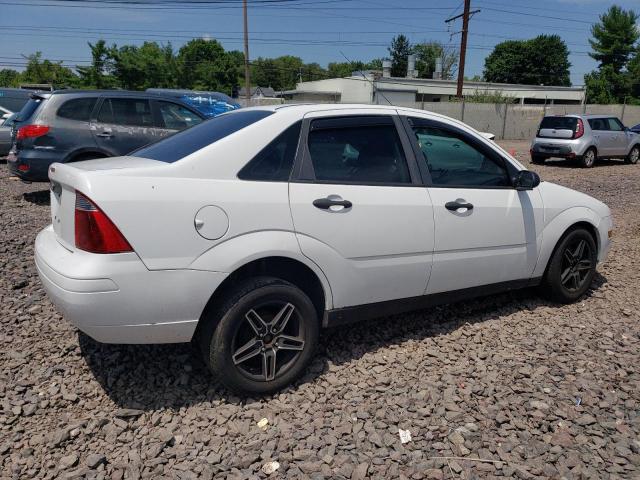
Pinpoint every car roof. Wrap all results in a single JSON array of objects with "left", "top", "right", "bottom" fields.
[
  {"left": 242, "top": 103, "right": 429, "bottom": 115},
  {"left": 47, "top": 89, "right": 191, "bottom": 99},
  {"left": 544, "top": 114, "right": 618, "bottom": 119}
]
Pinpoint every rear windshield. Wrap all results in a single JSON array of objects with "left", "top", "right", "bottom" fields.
[
  {"left": 17, "top": 97, "right": 46, "bottom": 122},
  {"left": 131, "top": 110, "right": 273, "bottom": 163},
  {"left": 539, "top": 116, "right": 577, "bottom": 130}
]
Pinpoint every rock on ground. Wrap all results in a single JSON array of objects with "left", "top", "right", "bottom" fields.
[{"left": 1, "top": 145, "right": 639, "bottom": 478}]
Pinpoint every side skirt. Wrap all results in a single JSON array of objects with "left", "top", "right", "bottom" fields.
[{"left": 324, "top": 277, "right": 542, "bottom": 328}]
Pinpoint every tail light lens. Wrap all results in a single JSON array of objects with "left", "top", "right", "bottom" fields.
[
  {"left": 573, "top": 119, "right": 584, "bottom": 139},
  {"left": 16, "top": 124, "right": 50, "bottom": 141},
  {"left": 75, "top": 191, "right": 132, "bottom": 254}
]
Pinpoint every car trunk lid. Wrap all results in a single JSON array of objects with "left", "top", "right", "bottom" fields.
[
  {"left": 48, "top": 157, "right": 167, "bottom": 251},
  {"left": 537, "top": 116, "right": 578, "bottom": 139}
]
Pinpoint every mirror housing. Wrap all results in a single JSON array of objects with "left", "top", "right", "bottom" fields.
[{"left": 513, "top": 170, "right": 540, "bottom": 191}]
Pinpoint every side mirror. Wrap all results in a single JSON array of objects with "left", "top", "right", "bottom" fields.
[{"left": 513, "top": 170, "right": 540, "bottom": 191}]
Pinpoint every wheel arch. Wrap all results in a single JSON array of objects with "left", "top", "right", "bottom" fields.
[
  {"left": 64, "top": 148, "right": 110, "bottom": 163},
  {"left": 533, "top": 207, "right": 601, "bottom": 278},
  {"left": 193, "top": 255, "right": 331, "bottom": 342}
]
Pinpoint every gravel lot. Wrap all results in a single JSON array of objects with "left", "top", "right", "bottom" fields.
[{"left": 1, "top": 140, "right": 639, "bottom": 479}]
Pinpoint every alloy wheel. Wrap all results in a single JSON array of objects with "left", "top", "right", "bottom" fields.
[
  {"left": 560, "top": 238, "right": 593, "bottom": 292},
  {"left": 630, "top": 147, "right": 639, "bottom": 164},
  {"left": 231, "top": 301, "right": 306, "bottom": 382},
  {"left": 584, "top": 150, "right": 595, "bottom": 167}
]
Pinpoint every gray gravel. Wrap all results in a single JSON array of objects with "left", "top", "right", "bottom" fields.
[{"left": 1, "top": 145, "right": 639, "bottom": 479}]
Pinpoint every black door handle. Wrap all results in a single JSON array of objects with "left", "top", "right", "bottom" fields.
[
  {"left": 445, "top": 200, "right": 473, "bottom": 211},
  {"left": 313, "top": 197, "right": 353, "bottom": 210}
]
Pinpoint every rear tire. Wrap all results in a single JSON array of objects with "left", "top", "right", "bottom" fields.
[
  {"left": 542, "top": 228, "right": 597, "bottom": 304},
  {"left": 197, "top": 276, "right": 319, "bottom": 395},
  {"left": 580, "top": 148, "right": 597, "bottom": 168},
  {"left": 625, "top": 145, "right": 639, "bottom": 164},
  {"left": 531, "top": 154, "right": 546, "bottom": 165}
]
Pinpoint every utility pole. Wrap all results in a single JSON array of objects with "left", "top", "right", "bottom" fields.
[
  {"left": 243, "top": 0, "right": 251, "bottom": 105},
  {"left": 445, "top": 0, "right": 480, "bottom": 98}
]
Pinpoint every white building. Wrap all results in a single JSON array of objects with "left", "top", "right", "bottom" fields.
[{"left": 281, "top": 73, "right": 586, "bottom": 105}]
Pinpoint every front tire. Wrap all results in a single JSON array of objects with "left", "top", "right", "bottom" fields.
[
  {"left": 625, "top": 145, "right": 639, "bottom": 164},
  {"left": 198, "top": 277, "right": 319, "bottom": 395},
  {"left": 542, "top": 228, "right": 597, "bottom": 303},
  {"left": 580, "top": 148, "right": 597, "bottom": 168}
]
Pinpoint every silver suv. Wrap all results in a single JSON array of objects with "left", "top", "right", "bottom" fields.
[{"left": 531, "top": 115, "right": 640, "bottom": 168}]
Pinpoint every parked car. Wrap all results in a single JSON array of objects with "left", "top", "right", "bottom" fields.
[
  {"left": 531, "top": 114, "right": 640, "bottom": 168},
  {"left": 0, "top": 112, "right": 18, "bottom": 156},
  {"left": 0, "top": 88, "right": 33, "bottom": 112},
  {"left": 36, "top": 104, "right": 613, "bottom": 394},
  {"left": 7, "top": 90, "right": 206, "bottom": 182},
  {"left": 146, "top": 88, "right": 241, "bottom": 117}
]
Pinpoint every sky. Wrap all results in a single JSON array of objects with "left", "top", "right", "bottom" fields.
[{"left": 1, "top": 0, "right": 640, "bottom": 87}]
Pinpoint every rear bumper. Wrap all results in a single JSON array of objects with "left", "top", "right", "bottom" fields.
[
  {"left": 35, "top": 225, "right": 227, "bottom": 344},
  {"left": 531, "top": 139, "right": 588, "bottom": 158},
  {"left": 8, "top": 148, "right": 64, "bottom": 182}
]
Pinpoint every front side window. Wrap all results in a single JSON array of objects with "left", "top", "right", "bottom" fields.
[
  {"left": 158, "top": 101, "right": 202, "bottom": 130},
  {"left": 307, "top": 117, "right": 411, "bottom": 184},
  {"left": 238, "top": 121, "right": 301, "bottom": 181},
  {"left": 409, "top": 118, "right": 510, "bottom": 187},
  {"left": 607, "top": 118, "right": 624, "bottom": 131},
  {"left": 57, "top": 97, "right": 97, "bottom": 121}
]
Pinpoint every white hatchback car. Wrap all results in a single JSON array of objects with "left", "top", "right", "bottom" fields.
[{"left": 36, "top": 104, "right": 613, "bottom": 394}]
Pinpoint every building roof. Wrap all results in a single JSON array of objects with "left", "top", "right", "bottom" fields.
[{"left": 239, "top": 86, "right": 277, "bottom": 97}]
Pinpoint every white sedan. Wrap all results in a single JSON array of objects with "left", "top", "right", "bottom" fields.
[{"left": 36, "top": 104, "right": 613, "bottom": 394}]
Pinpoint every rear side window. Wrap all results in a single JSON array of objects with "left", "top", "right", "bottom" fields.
[
  {"left": 588, "top": 118, "right": 607, "bottom": 131},
  {"left": 17, "top": 97, "right": 45, "bottom": 122},
  {"left": 307, "top": 117, "right": 411, "bottom": 184},
  {"left": 238, "top": 121, "right": 301, "bottom": 181},
  {"left": 132, "top": 110, "right": 274, "bottom": 163},
  {"left": 97, "top": 98, "right": 153, "bottom": 127},
  {"left": 57, "top": 97, "right": 97, "bottom": 121},
  {"left": 540, "top": 117, "right": 577, "bottom": 130}
]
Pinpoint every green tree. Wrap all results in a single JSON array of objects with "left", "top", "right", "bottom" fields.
[
  {"left": 177, "top": 39, "right": 240, "bottom": 93},
  {"left": 413, "top": 41, "right": 457, "bottom": 80},
  {"left": 21, "top": 52, "right": 79, "bottom": 88},
  {"left": 388, "top": 34, "right": 411, "bottom": 77},
  {"left": 77, "top": 40, "right": 117, "bottom": 89},
  {"left": 589, "top": 5, "right": 639, "bottom": 72},
  {"left": 0, "top": 69, "right": 21, "bottom": 87},
  {"left": 112, "top": 42, "right": 177, "bottom": 90},
  {"left": 585, "top": 5, "right": 639, "bottom": 103},
  {"left": 483, "top": 35, "right": 571, "bottom": 86},
  {"left": 325, "top": 59, "right": 383, "bottom": 79}
]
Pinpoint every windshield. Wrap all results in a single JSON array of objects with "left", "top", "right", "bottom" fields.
[
  {"left": 132, "top": 110, "right": 273, "bottom": 163},
  {"left": 540, "top": 116, "right": 577, "bottom": 130}
]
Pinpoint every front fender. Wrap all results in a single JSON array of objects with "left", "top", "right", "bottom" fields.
[
  {"left": 189, "top": 230, "right": 334, "bottom": 310},
  {"left": 533, "top": 206, "right": 603, "bottom": 278}
]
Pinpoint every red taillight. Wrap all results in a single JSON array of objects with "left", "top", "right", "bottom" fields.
[
  {"left": 18, "top": 164, "right": 29, "bottom": 172},
  {"left": 573, "top": 118, "right": 584, "bottom": 139},
  {"left": 74, "top": 191, "right": 132, "bottom": 254},
  {"left": 16, "top": 124, "right": 50, "bottom": 141}
]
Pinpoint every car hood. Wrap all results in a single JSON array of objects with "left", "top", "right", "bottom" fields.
[{"left": 538, "top": 181, "right": 611, "bottom": 220}]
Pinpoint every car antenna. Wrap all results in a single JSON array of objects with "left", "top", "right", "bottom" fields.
[{"left": 339, "top": 50, "right": 393, "bottom": 106}]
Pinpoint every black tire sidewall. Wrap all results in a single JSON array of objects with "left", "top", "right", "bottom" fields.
[
  {"left": 544, "top": 228, "right": 597, "bottom": 303},
  {"left": 208, "top": 279, "right": 319, "bottom": 395},
  {"left": 626, "top": 146, "right": 639, "bottom": 164}
]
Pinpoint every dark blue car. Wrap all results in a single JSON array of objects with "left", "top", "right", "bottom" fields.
[{"left": 631, "top": 123, "right": 640, "bottom": 134}]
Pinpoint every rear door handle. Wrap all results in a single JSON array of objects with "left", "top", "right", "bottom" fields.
[
  {"left": 313, "top": 197, "right": 353, "bottom": 210},
  {"left": 96, "top": 132, "right": 113, "bottom": 138},
  {"left": 445, "top": 200, "right": 474, "bottom": 211}
]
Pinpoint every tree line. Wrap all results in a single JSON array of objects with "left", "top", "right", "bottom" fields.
[
  {"left": 0, "top": 37, "right": 456, "bottom": 95},
  {"left": 0, "top": 4, "right": 637, "bottom": 104}
]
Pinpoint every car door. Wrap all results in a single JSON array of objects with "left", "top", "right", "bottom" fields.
[
  {"left": 153, "top": 100, "right": 204, "bottom": 138},
  {"left": 403, "top": 116, "right": 543, "bottom": 294},
  {"left": 91, "top": 97, "right": 159, "bottom": 155},
  {"left": 605, "top": 117, "right": 627, "bottom": 156},
  {"left": 587, "top": 118, "right": 608, "bottom": 155},
  {"left": 288, "top": 112, "right": 435, "bottom": 309}
]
